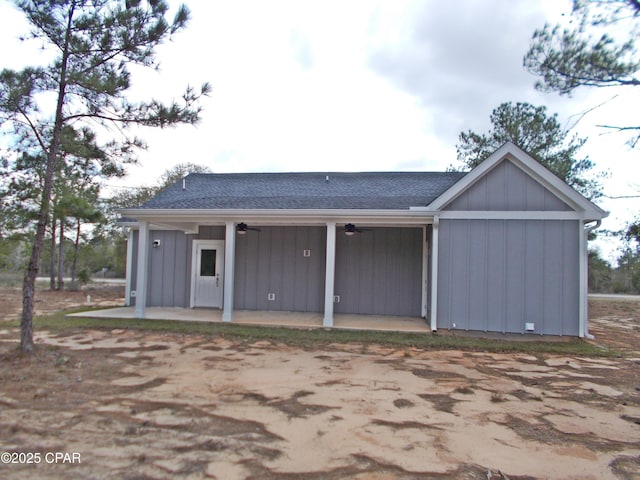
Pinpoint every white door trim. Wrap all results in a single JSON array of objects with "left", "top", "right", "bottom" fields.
[{"left": 190, "top": 240, "right": 225, "bottom": 308}]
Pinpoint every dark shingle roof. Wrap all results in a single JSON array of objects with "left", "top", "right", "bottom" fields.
[{"left": 139, "top": 171, "right": 466, "bottom": 210}]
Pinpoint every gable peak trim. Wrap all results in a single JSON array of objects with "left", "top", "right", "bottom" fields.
[{"left": 427, "top": 142, "right": 607, "bottom": 220}]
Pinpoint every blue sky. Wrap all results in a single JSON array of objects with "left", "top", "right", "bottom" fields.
[{"left": 1, "top": 0, "right": 638, "bottom": 261}]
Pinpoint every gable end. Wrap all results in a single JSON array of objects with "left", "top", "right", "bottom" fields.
[
  {"left": 444, "top": 159, "right": 573, "bottom": 212},
  {"left": 427, "top": 142, "right": 607, "bottom": 221}
]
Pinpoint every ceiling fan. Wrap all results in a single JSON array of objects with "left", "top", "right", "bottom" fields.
[
  {"left": 343, "top": 223, "right": 371, "bottom": 236},
  {"left": 236, "top": 223, "right": 261, "bottom": 235}
]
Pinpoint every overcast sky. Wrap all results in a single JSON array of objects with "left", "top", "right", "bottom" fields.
[{"left": 1, "top": 0, "right": 639, "bottom": 261}]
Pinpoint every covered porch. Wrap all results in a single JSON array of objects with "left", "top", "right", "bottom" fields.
[
  {"left": 124, "top": 214, "right": 438, "bottom": 330},
  {"left": 68, "top": 307, "right": 432, "bottom": 333}
]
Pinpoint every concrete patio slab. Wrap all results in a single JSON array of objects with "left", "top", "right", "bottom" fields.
[{"left": 67, "top": 307, "right": 432, "bottom": 333}]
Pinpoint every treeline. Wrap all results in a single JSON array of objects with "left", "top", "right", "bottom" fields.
[
  {"left": 589, "top": 248, "right": 640, "bottom": 294},
  {"left": 0, "top": 200, "right": 126, "bottom": 288},
  {"left": 0, "top": 163, "right": 210, "bottom": 290}
]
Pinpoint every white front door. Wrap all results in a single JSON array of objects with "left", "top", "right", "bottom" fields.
[{"left": 191, "top": 240, "right": 225, "bottom": 308}]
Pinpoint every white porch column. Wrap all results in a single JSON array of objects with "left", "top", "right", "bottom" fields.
[
  {"left": 222, "top": 221, "right": 236, "bottom": 322},
  {"left": 578, "top": 221, "right": 586, "bottom": 338},
  {"left": 429, "top": 216, "right": 439, "bottom": 332},
  {"left": 134, "top": 221, "right": 150, "bottom": 318},
  {"left": 323, "top": 221, "right": 336, "bottom": 327},
  {"left": 579, "top": 220, "right": 601, "bottom": 338},
  {"left": 421, "top": 226, "right": 428, "bottom": 318},
  {"left": 124, "top": 228, "right": 134, "bottom": 306}
]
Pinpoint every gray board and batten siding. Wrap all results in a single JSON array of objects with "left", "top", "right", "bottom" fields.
[
  {"left": 232, "top": 225, "right": 424, "bottom": 316},
  {"left": 436, "top": 159, "right": 580, "bottom": 335},
  {"left": 130, "top": 224, "right": 426, "bottom": 317},
  {"left": 129, "top": 226, "right": 225, "bottom": 307},
  {"left": 437, "top": 219, "right": 579, "bottom": 335},
  {"left": 148, "top": 230, "right": 191, "bottom": 307},
  {"left": 234, "top": 226, "right": 326, "bottom": 312},
  {"left": 445, "top": 159, "right": 573, "bottom": 211},
  {"left": 335, "top": 227, "right": 424, "bottom": 317}
]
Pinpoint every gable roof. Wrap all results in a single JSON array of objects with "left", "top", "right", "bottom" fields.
[
  {"left": 138, "top": 171, "right": 466, "bottom": 210},
  {"left": 427, "top": 142, "right": 608, "bottom": 220}
]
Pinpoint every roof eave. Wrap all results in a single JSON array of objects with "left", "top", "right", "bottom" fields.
[{"left": 118, "top": 208, "right": 439, "bottom": 231}]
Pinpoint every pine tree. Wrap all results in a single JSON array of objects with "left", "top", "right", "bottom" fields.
[
  {"left": 455, "top": 102, "right": 602, "bottom": 199},
  {"left": 524, "top": 0, "right": 640, "bottom": 147},
  {"left": 0, "top": 0, "right": 210, "bottom": 354}
]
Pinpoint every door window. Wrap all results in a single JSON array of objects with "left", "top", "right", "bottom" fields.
[{"left": 200, "top": 249, "right": 216, "bottom": 276}]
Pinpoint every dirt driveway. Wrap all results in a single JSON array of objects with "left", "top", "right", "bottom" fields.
[{"left": 0, "top": 287, "right": 639, "bottom": 479}]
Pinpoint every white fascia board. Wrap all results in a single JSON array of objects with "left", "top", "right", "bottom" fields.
[
  {"left": 437, "top": 210, "right": 594, "bottom": 220},
  {"left": 115, "top": 219, "right": 140, "bottom": 227},
  {"left": 114, "top": 220, "right": 198, "bottom": 233},
  {"left": 426, "top": 142, "right": 608, "bottom": 220},
  {"left": 121, "top": 207, "right": 600, "bottom": 225},
  {"left": 145, "top": 221, "right": 199, "bottom": 234},
  {"left": 119, "top": 208, "right": 437, "bottom": 226}
]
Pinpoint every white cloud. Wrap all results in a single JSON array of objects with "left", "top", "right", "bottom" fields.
[{"left": 368, "top": 0, "right": 569, "bottom": 138}]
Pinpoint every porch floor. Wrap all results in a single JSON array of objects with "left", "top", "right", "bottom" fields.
[{"left": 67, "top": 307, "right": 432, "bottom": 333}]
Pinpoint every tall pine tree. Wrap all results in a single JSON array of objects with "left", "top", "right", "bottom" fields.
[
  {"left": 455, "top": 102, "right": 602, "bottom": 200},
  {"left": 0, "top": 0, "right": 210, "bottom": 354},
  {"left": 524, "top": 0, "right": 640, "bottom": 147}
]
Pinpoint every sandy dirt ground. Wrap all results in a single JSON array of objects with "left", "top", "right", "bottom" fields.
[{"left": 0, "top": 286, "right": 639, "bottom": 479}]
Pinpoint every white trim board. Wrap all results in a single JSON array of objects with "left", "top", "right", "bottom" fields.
[{"left": 436, "top": 211, "right": 594, "bottom": 220}]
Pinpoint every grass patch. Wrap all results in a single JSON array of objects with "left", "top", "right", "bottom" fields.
[
  {"left": 2, "top": 308, "right": 617, "bottom": 357},
  {"left": 490, "top": 392, "right": 506, "bottom": 403}
]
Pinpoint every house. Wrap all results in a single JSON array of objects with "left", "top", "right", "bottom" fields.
[{"left": 119, "top": 142, "right": 607, "bottom": 337}]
